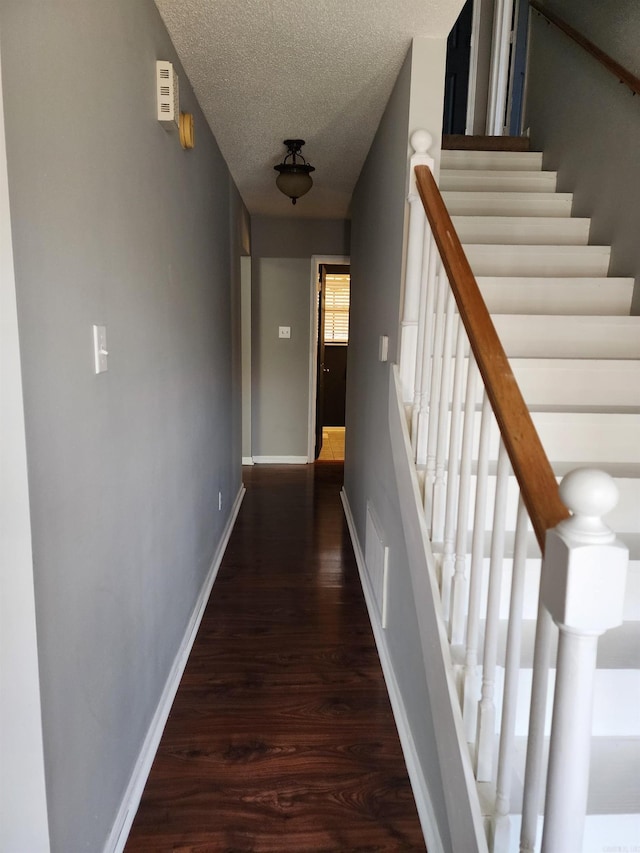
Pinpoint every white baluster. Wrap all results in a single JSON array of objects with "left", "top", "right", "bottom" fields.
[
  {"left": 425, "top": 265, "right": 447, "bottom": 515},
  {"left": 415, "top": 242, "right": 438, "bottom": 466},
  {"left": 441, "top": 320, "right": 466, "bottom": 624},
  {"left": 476, "top": 439, "right": 510, "bottom": 782},
  {"left": 540, "top": 469, "right": 628, "bottom": 853},
  {"left": 399, "top": 130, "right": 434, "bottom": 404},
  {"left": 463, "top": 392, "right": 491, "bottom": 743},
  {"left": 519, "top": 601, "right": 555, "bottom": 853},
  {"left": 432, "top": 288, "right": 456, "bottom": 543},
  {"left": 410, "top": 223, "right": 435, "bottom": 460},
  {"left": 493, "top": 496, "right": 529, "bottom": 852},
  {"left": 449, "top": 353, "right": 478, "bottom": 648}
]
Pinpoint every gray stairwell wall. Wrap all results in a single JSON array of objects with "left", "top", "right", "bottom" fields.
[
  {"left": 249, "top": 216, "right": 349, "bottom": 460},
  {"left": 0, "top": 1, "right": 247, "bottom": 850},
  {"left": 344, "top": 38, "right": 479, "bottom": 853},
  {"left": 525, "top": 0, "right": 640, "bottom": 314}
]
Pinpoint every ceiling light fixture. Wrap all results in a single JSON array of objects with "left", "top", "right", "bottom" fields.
[{"left": 274, "top": 139, "right": 315, "bottom": 205}]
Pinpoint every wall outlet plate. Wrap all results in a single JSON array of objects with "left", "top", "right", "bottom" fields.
[{"left": 279, "top": 326, "right": 291, "bottom": 339}]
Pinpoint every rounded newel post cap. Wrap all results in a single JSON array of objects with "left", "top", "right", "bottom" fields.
[
  {"left": 410, "top": 129, "right": 433, "bottom": 155},
  {"left": 558, "top": 467, "right": 618, "bottom": 543}
]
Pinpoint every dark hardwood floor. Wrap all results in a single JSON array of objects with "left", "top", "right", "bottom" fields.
[{"left": 125, "top": 463, "right": 426, "bottom": 852}]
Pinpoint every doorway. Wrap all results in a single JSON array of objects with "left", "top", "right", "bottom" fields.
[
  {"left": 443, "top": 0, "right": 474, "bottom": 135},
  {"left": 313, "top": 262, "right": 350, "bottom": 462}
]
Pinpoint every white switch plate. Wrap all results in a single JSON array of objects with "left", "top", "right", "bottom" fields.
[
  {"left": 279, "top": 326, "right": 291, "bottom": 339},
  {"left": 379, "top": 335, "right": 389, "bottom": 362},
  {"left": 93, "top": 324, "right": 108, "bottom": 374}
]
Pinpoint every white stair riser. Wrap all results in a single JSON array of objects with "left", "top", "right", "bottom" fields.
[
  {"left": 512, "top": 359, "right": 640, "bottom": 409},
  {"left": 465, "top": 243, "right": 611, "bottom": 277},
  {"left": 505, "top": 805, "right": 640, "bottom": 849},
  {"left": 441, "top": 150, "right": 544, "bottom": 171},
  {"left": 432, "top": 411, "right": 640, "bottom": 469},
  {"left": 440, "top": 170, "right": 557, "bottom": 193},
  {"left": 493, "top": 315, "right": 640, "bottom": 359},
  {"left": 479, "top": 277, "right": 634, "bottom": 316},
  {"left": 492, "top": 668, "right": 640, "bottom": 738},
  {"left": 460, "top": 555, "right": 640, "bottom": 621},
  {"left": 434, "top": 356, "right": 640, "bottom": 407},
  {"left": 447, "top": 472, "right": 640, "bottom": 535},
  {"left": 452, "top": 215, "right": 590, "bottom": 245},
  {"left": 442, "top": 190, "right": 573, "bottom": 217}
]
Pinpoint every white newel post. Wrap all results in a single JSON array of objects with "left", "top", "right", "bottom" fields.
[
  {"left": 540, "top": 468, "right": 629, "bottom": 853},
  {"left": 399, "top": 130, "right": 434, "bottom": 404}
]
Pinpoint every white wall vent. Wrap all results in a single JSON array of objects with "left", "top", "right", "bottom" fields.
[
  {"left": 365, "top": 502, "right": 389, "bottom": 628},
  {"left": 156, "top": 60, "right": 179, "bottom": 129}
]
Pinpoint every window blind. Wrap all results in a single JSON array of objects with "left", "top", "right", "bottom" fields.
[{"left": 324, "top": 274, "right": 350, "bottom": 344}]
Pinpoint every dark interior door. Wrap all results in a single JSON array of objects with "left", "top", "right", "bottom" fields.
[
  {"left": 322, "top": 345, "right": 347, "bottom": 426},
  {"left": 443, "top": 0, "right": 473, "bottom": 135}
]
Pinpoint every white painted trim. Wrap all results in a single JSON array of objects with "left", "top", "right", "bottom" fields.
[
  {"left": 307, "top": 255, "right": 350, "bottom": 462},
  {"left": 486, "top": 0, "right": 514, "bottom": 135},
  {"left": 252, "top": 455, "right": 308, "bottom": 465},
  {"left": 0, "top": 40, "right": 51, "bottom": 852},
  {"left": 105, "top": 484, "right": 246, "bottom": 853},
  {"left": 340, "top": 489, "right": 446, "bottom": 853},
  {"left": 465, "top": 0, "right": 482, "bottom": 134},
  {"left": 241, "top": 456, "right": 255, "bottom": 465}
]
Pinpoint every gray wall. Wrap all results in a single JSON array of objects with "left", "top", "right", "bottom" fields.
[
  {"left": 525, "top": 0, "right": 640, "bottom": 312},
  {"left": 249, "top": 216, "right": 349, "bottom": 460},
  {"left": 252, "top": 257, "right": 313, "bottom": 458},
  {"left": 0, "top": 1, "right": 246, "bottom": 850},
  {"left": 344, "top": 40, "right": 458, "bottom": 853}
]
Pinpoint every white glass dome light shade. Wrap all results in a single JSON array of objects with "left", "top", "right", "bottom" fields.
[{"left": 274, "top": 139, "right": 315, "bottom": 205}]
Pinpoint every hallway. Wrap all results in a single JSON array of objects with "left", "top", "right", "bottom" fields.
[{"left": 125, "top": 463, "right": 426, "bottom": 852}]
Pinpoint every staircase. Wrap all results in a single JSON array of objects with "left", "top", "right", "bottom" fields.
[{"left": 437, "top": 145, "right": 640, "bottom": 851}]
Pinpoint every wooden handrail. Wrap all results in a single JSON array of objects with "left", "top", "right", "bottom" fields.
[
  {"left": 414, "top": 165, "right": 569, "bottom": 551},
  {"left": 530, "top": 0, "right": 640, "bottom": 97}
]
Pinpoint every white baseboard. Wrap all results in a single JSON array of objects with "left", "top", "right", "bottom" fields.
[
  {"left": 252, "top": 455, "right": 308, "bottom": 464},
  {"left": 340, "top": 488, "right": 445, "bottom": 853},
  {"left": 104, "top": 484, "right": 246, "bottom": 853},
  {"left": 242, "top": 456, "right": 254, "bottom": 465}
]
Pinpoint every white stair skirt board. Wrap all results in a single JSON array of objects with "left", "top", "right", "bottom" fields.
[
  {"left": 340, "top": 489, "right": 446, "bottom": 853},
  {"left": 440, "top": 150, "right": 544, "bottom": 171},
  {"left": 452, "top": 215, "right": 591, "bottom": 245},
  {"left": 478, "top": 276, "right": 634, "bottom": 315},
  {"left": 493, "top": 315, "right": 640, "bottom": 358},
  {"left": 442, "top": 191, "right": 573, "bottom": 217},
  {"left": 103, "top": 485, "right": 246, "bottom": 853},
  {"left": 439, "top": 170, "right": 557, "bottom": 193},
  {"left": 364, "top": 502, "right": 389, "bottom": 628},
  {"left": 464, "top": 243, "right": 611, "bottom": 277},
  {"left": 251, "top": 455, "right": 309, "bottom": 464}
]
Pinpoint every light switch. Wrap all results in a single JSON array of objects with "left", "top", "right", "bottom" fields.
[
  {"left": 379, "top": 335, "right": 389, "bottom": 362},
  {"left": 93, "top": 324, "right": 108, "bottom": 374},
  {"left": 279, "top": 326, "right": 291, "bottom": 339}
]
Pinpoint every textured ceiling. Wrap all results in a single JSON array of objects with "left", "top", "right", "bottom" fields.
[{"left": 154, "top": 0, "right": 462, "bottom": 219}]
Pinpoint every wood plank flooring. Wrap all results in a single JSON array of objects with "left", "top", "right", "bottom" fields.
[{"left": 125, "top": 463, "right": 426, "bottom": 852}]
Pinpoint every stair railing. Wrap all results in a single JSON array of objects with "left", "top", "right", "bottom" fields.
[{"left": 398, "top": 130, "right": 629, "bottom": 853}]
